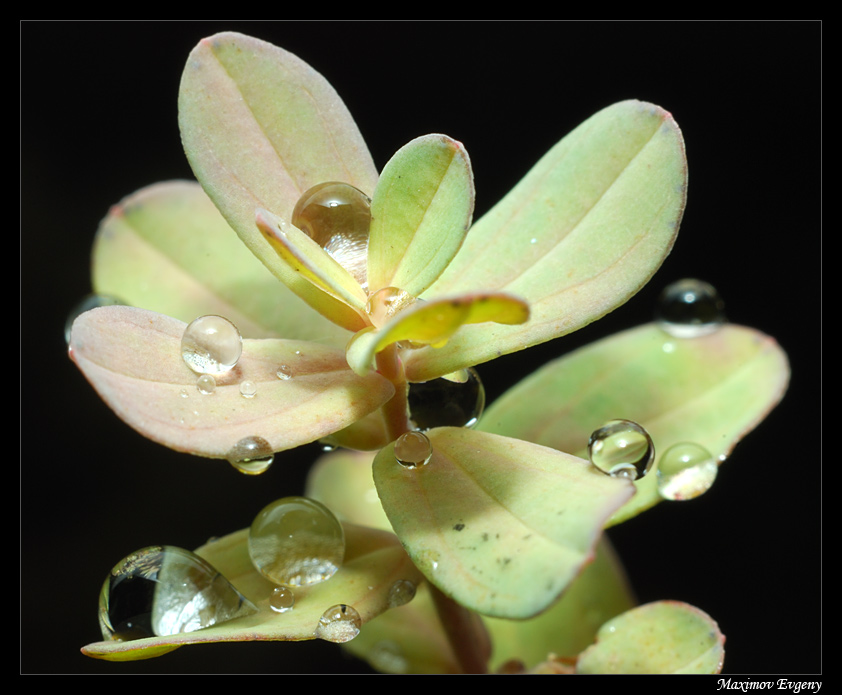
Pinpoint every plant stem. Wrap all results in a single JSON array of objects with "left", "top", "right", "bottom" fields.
[
  {"left": 429, "top": 583, "right": 492, "bottom": 674},
  {"left": 375, "top": 344, "right": 411, "bottom": 442}
]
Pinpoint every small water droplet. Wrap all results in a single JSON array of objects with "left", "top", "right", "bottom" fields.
[
  {"left": 269, "top": 586, "right": 295, "bottom": 613},
  {"left": 292, "top": 182, "right": 371, "bottom": 290},
  {"left": 588, "top": 419, "right": 655, "bottom": 480},
  {"left": 408, "top": 367, "right": 485, "bottom": 430},
  {"left": 196, "top": 374, "right": 216, "bottom": 395},
  {"left": 249, "top": 496, "right": 345, "bottom": 586},
  {"left": 98, "top": 545, "right": 257, "bottom": 641},
  {"left": 387, "top": 579, "right": 417, "bottom": 608},
  {"left": 655, "top": 278, "right": 725, "bottom": 338},
  {"left": 65, "top": 294, "right": 126, "bottom": 344},
  {"left": 276, "top": 365, "right": 292, "bottom": 380},
  {"left": 239, "top": 380, "right": 257, "bottom": 398},
  {"left": 181, "top": 315, "right": 243, "bottom": 374},
  {"left": 365, "top": 286, "right": 419, "bottom": 328},
  {"left": 656, "top": 442, "right": 718, "bottom": 500},
  {"left": 394, "top": 431, "right": 433, "bottom": 468},
  {"left": 315, "top": 603, "right": 361, "bottom": 643},
  {"left": 226, "top": 436, "right": 274, "bottom": 475},
  {"left": 179, "top": 388, "right": 189, "bottom": 398}
]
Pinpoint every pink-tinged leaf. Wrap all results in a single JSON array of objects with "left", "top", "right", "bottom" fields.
[{"left": 69, "top": 306, "right": 393, "bottom": 457}]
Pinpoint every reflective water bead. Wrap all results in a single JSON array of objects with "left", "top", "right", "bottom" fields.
[
  {"left": 394, "top": 431, "right": 433, "bottom": 468},
  {"left": 656, "top": 278, "right": 726, "bottom": 338},
  {"left": 249, "top": 496, "right": 345, "bottom": 587},
  {"left": 408, "top": 367, "right": 486, "bottom": 430},
  {"left": 315, "top": 604, "right": 362, "bottom": 643},
  {"left": 64, "top": 294, "right": 125, "bottom": 345},
  {"left": 657, "top": 442, "right": 718, "bottom": 500},
  {"left": 269, "top": 586, "right": 295, "bottom": 613},
  {"left": 226, "top": 436, "right": 274, "bottom": 475},
  {"left": 239, "top": 380, "right": 257, "bottom": 398},
  {"left": 181, "top": 315, "right": 243, "bottom": 374},
  {"left": 387, "top": 579, "right": 417, "bottom": 608},
  {"left": 365, "top": 286, "right": 419, "bottom": 328},
  {"left": 588, "top": 419, "right": 655, "bottom": 481},
  {"left": 292, "top": 182, "right": 371, "bottom": 290},
  {"left": 98, "top": 545, "right": 257, "bottom": 641},
  {"left": 196, "top": 374, "right": 216, "bottom": 395},
  {"left": 276, "top": 365, "right": 292, "bottom": 380}
]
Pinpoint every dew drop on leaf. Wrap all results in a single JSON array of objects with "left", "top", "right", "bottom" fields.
[
  {"left": 98, "top": 545, "right": 257, "bottom": 641},
  {"left": 196, "top": 374, "right": 216, "bottom": 395},
  {"left": 656, "top": 442, "right": 719, "bottom": 500},
  {"left": 408, "top": 367, "right": 486, "bottom": 430},
  {"left": 387, "top": 579, "right": 417, "bottom": 608},
  {"left": 226, "top": 436, "right": 274, "bottom": 475},
  {"left": 181, "top": 315, "right": 243, "bottom": 374},
  {"left": 276, "top": 365, "right": 292, "bottom": 380},
  {"left": 249, "top": 497, "right": 345, "bottom": 587},
  {"left": 588, "top": 419, "right": 655, "bottom": 481},
  {"left": 292, "top": 181, "right": 371, "bottom": 290},
  {"left": 315, "top": 603, "right": 361, "bottom": 643},
  {"left": 239, "top": 380, "right": 257, "bottom": 398},
  {"left": 269, "top": 586, "right": 295, "bottom": 613},
  {"left": 365, "top": 286, "right": 419, "bottom": 328},
  {"left": 394, "top": 431, "right": 433, "bottom": 468},
  {"left": 655, "top": 278, "right": 726, "bottom": 338}
]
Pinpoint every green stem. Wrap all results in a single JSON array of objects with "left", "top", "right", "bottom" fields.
[{"left": 429, "top": 583, "right": 492, "bottom": 674}]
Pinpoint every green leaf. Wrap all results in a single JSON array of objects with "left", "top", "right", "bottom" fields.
[
  {"left": 178, "top": 32, "right": 377, "bottom": 330},
  {"left": 575, "top": 601, "right": 725, "bottom": 674},
  {"left": 405, "top": 100, "right": 687, "bottom": 381},
  {"left": 479, "top": 322, "right": 790, "bottom": 524},
  {"left": 82, "top": 523, "right": 425, "bottom": 661},
  {"left": 368, "top": 134, "right": 474, "bottom": 296},
  {"left": 69, "top": 306, "right": 394, "bottom": 457},
  {"left": 92, "top": 180, "right": 351, "bottom": 345},
  {"left": 372, "top": 427, "right": 634, "bottom": 619}
]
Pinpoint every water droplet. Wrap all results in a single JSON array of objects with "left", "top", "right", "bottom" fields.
[
  {"left": 239, "top": 380, "right": 257, "bottom": 398},
  {"left": 588, "top": 419, "right": 655, "bottom": 481},
  {"left": 394, "top": 431, "right": 433, "bottom": 468},
  {"left": 196, "top": 374, "right": 216, "bottom": 395},
  {"left": 387, "top": 579, "right": 417, "bottom": 608},
  {"left": 292, "top": 182, "right": 371, "bottom": 290},
  {"left": 249, "top": 496, "right": 345, "bottom": 586},
  {"left": 179, "top": 388, "right": 189, "bottom": 398},
  {"left": 226, "top": 436, "right": 274, "bottom": 475},
  {"left": 276, "top": 365, "right": 292, "bottom": 380},
  {"left": 315, "top": 603, "right": 361, "bottom": 643},
  {"left": 181, "top": 315, "right": 243, "bottom": 374},
  {"left": 65, "top": 294, "right": 126, "bottom": 344},
  {"left": 655, "top": 278, "right": 725, "bottom": 338},
  {"left": 365, "top": 286, "right": 419, "bottom": 328},
  {"left": 368, "top": 640, "right": 409, "bottom": 673},
  {"left": 98, "top": 545, "right": 257, "bottom": 641},
  {"left": 408, "top": 367, "right": 485, "bottom": 430},
  {"left": 656, "top": 442, "right": 718, "bottom": 500},
  {"left": 269, "top": 586, "right": 295, "bottom": 613}
]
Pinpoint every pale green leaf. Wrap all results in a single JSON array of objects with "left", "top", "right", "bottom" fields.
[
  {"left": 368, "top": 134, "right": 474, "bottom": 296},
  {"left": 372, "top": 427, "right": 634, "bottom": 619},
  {"left": 178, "top": 32, "right": 377, "bottom": 330},
  {"left": 82, "top": 523, "right": 424, "bottom": 661},
  {"left": 575, "top": 601, "right": 725, "bottom": 674},
  {"left": 405, "top": 100, "right": 687, "bottom": 381},
  {"left": 92, "top": 180, "right": 351, "bottom": 345},
  {"left": 69, "top": 306, "right": 394, "bottom": 457},
  {"left": 479, "top": 322, "right": 790, "bottom": 524}
]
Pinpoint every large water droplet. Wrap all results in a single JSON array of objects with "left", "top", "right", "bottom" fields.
[
  {"left": 226, "top": 436, "right": 274, "bottom": 475},
  {"left": 365, "top": 286, "right": 419, "bottom": 328},
  {"left": 394, "top": 431, "right": 433, "bottom": 468},
  {"left": 292, "top": 182, "right": 371, "bottom": 290},
  {"left": 249, "top": 496, "right": 345, "bottom": 587},
  {"left": 315, "top": 603, "right": 362, "bottom": 643},
  {"left": 655, "top": 278, "right": 725, "bottom": 338},
  {"left": 65, "top": 294, "right": 126, "bottom": 344},
  {"left": 656, "top": 442, "right": 718, "bottom": 500},
  {"left": 408, "top": 367, "right": 485, "bottom": 430},
  {"left": 98, "top": 545, "right": 257, "bottom": 641},
  {"left": 181, "top": 315, "right": 243, "bottom": 374},
  {"left": 588, "top": 419, "right": 655, "bottom": 481}
]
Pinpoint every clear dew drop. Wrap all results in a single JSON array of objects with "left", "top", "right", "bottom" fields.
[
  {"left": 315, "top": 603, "right": 362, "bottom": 643},
  {"left": 65, "top": 294, "right": 126, "bottom": 345},
  {"left": 408, "top": 367, "right": 485, "bottom": 430},
  {"left": 655, "top": 278, "right": 726, "bottom": 338},
  {"left": 276, "top": 365, "right": 292, "bottom": 380},
  {"left": 588, "top": 419, "right": 655, "bottom": 481},
  {"left": 365, "top": 286, "right": 419, "bottom": 328},
  {"left": 239, "top": 380, "right": 257, "bottom": 398},
  {"left": 387, "top": 579, "right": 417, "bottom": 608},
  {"left": 394, "top": 431, "right": 433, "bottom": 468},
  {"left": 292, "top": 182, "right": 371, "bottom": 291},
  {"left": 226, "top": 436, "right": 274, "bottom": 475},
  {"left": 196, "top": 374, "right": 216, "bottom": 395},
  {"left": 248, "top": 496, "right": 345, "bottom": 587},
  {"left": 269, "top": 586, "right": 295, "bottom": 613},
  {"left": 98, "top": 545, "right": 257, "bottom": 641},
  {"left": 656, "top": 442, "right": 718, "bottom": 500},
  {"left": 181, "top": 315, "right": 243, "bottom": 375}
]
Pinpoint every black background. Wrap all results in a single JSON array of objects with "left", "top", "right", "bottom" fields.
[{"left": 21, "top": 21, "right": 821, "bottom": 675}]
